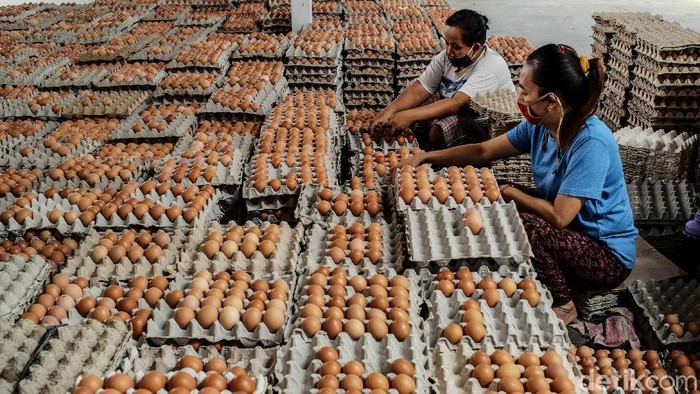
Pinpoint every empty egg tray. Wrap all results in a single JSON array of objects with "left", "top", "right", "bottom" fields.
[
  {"left": 0, "top": 318, "right": 50, "bottom": 392},
  {"left": 626, "top": 180, "right": 696, "bottom": 224},
  {"left": 0, "top": 256, "right": 50, "bottom": 322},
  {"left": 294, "top": 183, "right": 392, "bottom": 227}
]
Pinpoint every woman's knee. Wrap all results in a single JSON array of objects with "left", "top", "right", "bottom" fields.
[{"left": 429, "top": 124, "right": 446, "bottom": 149}]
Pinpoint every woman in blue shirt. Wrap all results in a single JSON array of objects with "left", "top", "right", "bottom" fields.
[{"left": 396, "top": 44, "right": 637, "bottom": 325}]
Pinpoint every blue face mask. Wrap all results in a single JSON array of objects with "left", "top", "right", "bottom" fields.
[{"left": 449, "top": 45, "right": 477, "bottom": 68}]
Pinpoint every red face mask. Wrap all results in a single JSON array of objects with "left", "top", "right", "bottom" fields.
[{"left": 517, "top": 94, "right": 549, "bottom": 125}]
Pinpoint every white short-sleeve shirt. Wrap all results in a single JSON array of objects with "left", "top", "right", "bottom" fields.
[{"left": 417, "top": 47, "right": 515, "bottom": 99}]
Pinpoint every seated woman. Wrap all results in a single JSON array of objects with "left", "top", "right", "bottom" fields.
[
  {"left": 370, "top": 9, "right": 514, "bottom": 149},
  {"left": 396, "top": 44, "right": 637, "bottom": 324}
]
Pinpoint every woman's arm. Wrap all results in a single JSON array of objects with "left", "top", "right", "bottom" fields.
[
  {"left": 386, "top": 92, "right": 471, "bottom": 131},
  {"left": 395, "top": 133, "right": 523, "bottom": 168},
  {"left": 502, "top": 186, "right": 585, "bottom": 229},
  {"left": 370, "top": 81, "right": 432, "bottom": 131}
]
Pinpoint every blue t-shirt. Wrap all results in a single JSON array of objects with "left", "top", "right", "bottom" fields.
[{"left": 506, "top": 115, "right": 638, "bottom": 269}]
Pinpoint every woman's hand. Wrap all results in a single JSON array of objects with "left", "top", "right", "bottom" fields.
[
  {"left": 385, "top": 112, "right": 413, "bottom": 132},
  {"left": 499, "top": 184, "right": 516, "bottom": 202},
  {"left": 369, "top": 110, "right": 393, "bottom": 133},
  {"left": 392, "top": 152, "right": 426, "bottom": 173}
]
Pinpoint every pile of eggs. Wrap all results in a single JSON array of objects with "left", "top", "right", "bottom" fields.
[
  {"left": 435, "top": 269, "right": 541, "bottom": 308},
  {"left": 0, "top": 118, "right": 46, "bottom": 142},
  {"left": 109, "top": 62, "right": 165, "bottom": 84},
  {"left": 40, "top": 118, "right": 119, "bottom": 157},
  {"left": 175, "top": 38, "right": 233, "bottom": 66},
  {"left": 211, "top": 85, "right": 262, "bottom": 112},
  {"left": 346, "top": 108, "right": 415, "bottom": 146},
  {"left": 665, "top": 349, "right": 700, "bottom": 387},
  {"left": 464, "top": 349, "right": 575, "bottom": 393},
  {"left": 72, "top": 354, "right": 256, "bottom": 394},
  {"left": 95, "top": 142, "right": 174, "bottom": 167},
  {"left": 235, "top": 33, "right": 285, "bottom": 55},
  {"left": 223, "top": 13, "right": 259, "bottom": 31},
  {"left": 49, "top": 154, "right": 138, "bottom": 185},
  {"left": 0, "top": 229, "right": 79, "bottom": 266},
  {"left": 161, "top": 72, "right": 218, "bottom": 91},
  {"left": 487, "top": 36, "right": 534, "bottom": 64},
  {"left": 398, "top": 165, "right": 500, "bottom": 205},
  {"left": 197, "top": 120, "right": 261, "bottom": 137},
  {"left": 179, "top": 131, "right": 238, "bottom": 163},
  {"left": 299, "top": 267, "right": 412, "bottom": 341},
  {"left": 43, "top": 186, "right": 122, "bottom": 227},
  {"left": 157, "top": 158, "right": 221, "bottom": 184},
  {"left": 314, "top": 347, "right": 416, "bottom": 393},
  {"left": 168, "top": 270, "right": 290, "bottom": 333},
  {"left": 227, "top": 60, "right": 284, "bottom": 87},
  {"left": 662, "top": 313, "right": 700, "bottom": 338},
  {"left": 133, "top": 103, "right": 198, "bottom": 134},
  {"left": 0, "top": 169, "right": 42, "bottom": 197},
  {"left": 326, "top": 223, "right": 385, "bottom": 265},
  {"left": 90, "top": 229, "right": 171, "bottom": 265},
  {"left": 574, "top": 346, "right": 670, "bottom": 392},
  {"left": 198, "top": 224, "right": 281, "bottom": 260},
  {"left": 315, "top": 187, "right": 382, "bottom": 218}
]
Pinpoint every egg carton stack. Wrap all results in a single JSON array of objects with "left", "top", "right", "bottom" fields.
[
  {"left": 231, "top": 32, "right": 292, "bottom": 59},
  {"left": 260, "top": 5, "right": 291, "bottom": 34},
  {"left": 0, "top": 318, "right": 49, "bottom": 392},
  {"left": 590, "top": 12, "right": 624, "bottom": 61},
  {"left": 276, "top": 332, "right": 428, "bottom": 392},
  {"left": 294, "top": 184, "right": 392, "bottom": 227},
  {"left": 176, "top": 220, "right": 303, "bottom": 275},
  {"left": 146, "top": 272, "right": 297, "bottom": 346},
  {"left": 222, "top": 3, "right": 267, "bottom": 33},
  {"left": 16, "top": 320, "right": 131, "bottom": 394},
  {"left": 0, "top": 256, "right": 50, "bottom": 322},
  {"left": 285, "top": 28, "right": 345, "bottom": 92},
  {"left": 614, "top": 126, "right": 700, "bottom": 182},
  {"left": 300, "top": 218, "right": 406, "bottom": 271},
  {"left": 626, "top": 179, "right": 696, "bottom": 226},
  {"left": 425, "top": 267, "right": 565, "bottom": 349},
  {"left": 630, "top": 279, "right": 700, "bottom": 351},
  {"left": 469, "top": 89, "right": 523, "bottom": 137},
  {"left": 432, "top": 342, "right": 581, "bottom": 394},
  {"left": 491, "top": 156, "right": 537, "bottom": 191},
  {"left": 343, "top": 24, "right": 396, "bottom": 109},
  {"left": 392, "top": 18, "right": 443, "bottom": 91},
  {"left": 486, "top": 35, "right": 534, "bottom": 85},
  {"left": 344, "top": 108, "right": 418, "bottom": 153},
  {"left": 0, "top": 119, "right": 57, "bottom": 167},
  {"left": 109, "top": 102, "right": 199, "bottom": 140},
  {"left": 166, "top": 32, "right": 239, "bottom": 70},
  {"left": 404, "top": 202, "right": 533, "bottom": 266},
  {"left": 627, "top": 20, "right": 700, "bottom": 133}
]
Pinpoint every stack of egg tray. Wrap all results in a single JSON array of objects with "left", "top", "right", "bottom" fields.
[
  {"left": 491, "top": 155, "right": 537, "bottom": 191},
  {"left": 0, "top": 256, "right": 50, "bottom": 322},
  {"left": 312, "top": 0, "right": 342, "bottom": 19},
  {"left": 0, "top": 318, "right": 49, "bottom": 392},
  {"left": 146, "top": 272, "right": 297, "bottom": 346},
  {"left": 432, "top": 343, "right": 580, "bottom": 394},
  {"left": 614, "top": 126, "right": 700, "bottom": 182},
  {"left": 294, "top": 183, "right": 392, "bottom": 227},
  {"left": 630, "top": 279, "right": 700, "bottom": 351},
  {"left": 61, "top": 89, "right": 151, "bottom": 118},
  {"left": 142, "top": 5, "right": 192, "bottom": 21},
  {"left": 404, "top": 202, "right": 533, "bottom": 265},
  {"left": 485, "top": 35, "right": 534, "bottom": 85},
  {"left": 572, "top": 291, "right": 627, "bottom": 320},
  {"left": 176, "top": 220, "right": 303, "bottom": 275},
  {"left": 0, "top": 3, "right": 47, "bottom": 24},
  {"left": 93, "top": 61, "right": 168, "bottom": 88},
  {"left": 166, "top": 34, "right": 239, "bottom": 70},
  {"left": 344, "top": 26, "right": 396, "bottom": 109},
  {"left": 470, "top": 89, "right": 523, "bottom": 137},
  {"left": 394, "top": 24, "right": 443, "bottom": 90},
  {"left": 276, "top": 321, "right": 430, "bottom": 392},
  {"left": 76, "top": 35, "right": 157, "bottom": 63},
  {"left": 627, "top": 20, "right": 700, "bottom": 132},
  {"left": 626, "top": 179, "right": 696, "bottom": 226},
  {"left": 260, "top": 5, "right": 291, "bottom": 34},
  {"left": 230, "top": 32, "right": 292, "bottom": 59},
  {"left": 425, "top": 266, "right": 567, "bottom": 349},
  {"left": 285, "top": 29, "right": 345, "bottom": 92},
  {"left": 174, "top": 7, "right": 229, "bottom": 27},
  {"left": 17, "top": 320, "right": 131, "bottom": 394},
  {"left": 300, "top": 217, "right": 406, "bottom": 272},
  {"left": 87, "top": 345, "right": 274, "bottom": 394}
]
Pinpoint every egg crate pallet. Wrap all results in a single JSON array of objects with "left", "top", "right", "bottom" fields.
[
  {"left": 142, "top": 5, "right": 192, "bottom": 21},
  {"left": 294, "top": 184, "right": 392, "bottom": 227},
  {"left": 425, "top": 275, "right": 565, "bottom": 350},
  {"left": 0, "top": 256, "right": 51, "bottom": 322},
  {"left": 61, "top": 229, "right": 187, "bottom": 281},
  {"left": 146, "top": 272, "right": 297, "bottom": 346},
  {"left": 629, "top": 279, "right": 700, "bottom": 350},
  {"left": 432, "top": 342, "right": 583, "bottom": 394},
  {"left": 109, "top": 108, "right": 198, "bottom": 141},
  {"left": 2, "top": 136, "right": 104, "bottom": 171},
  {"left": 15, "top": 319, "right": 131, "bottom": 394},
  {"left": 275, "top": 330, "right": 430, "bottom": 393},
  {"left": 491, "top": 156, "right": 537, "bottom": 191},
  {"left": 166, "top": 42, "right": 237, "bottom": 70},
  {"left": 0, "top": 318, "right": 49, "bottom": 392},
  {"left": 627, "top": 179, "right": 696, "bottom": 224},
  {"left": 0, "top": 94, "right": 66, "bottom": 119},
  {"left": 40, "top": 64, "right": 119, "bottom": 89},
  {"left": 61, "top": 90, "right": 150, "bottom": 118},
  {"left": 98, "top": 345, "right": 272, "bottom": 394},
  {"left": 176, "top": 221, "right": 303, "bottom": 276},
  {"left": 0, "top": 58, "right": 70, "bottom": 86},
  {"left": 92, "top": 63, "right": 168, "bottom": 89},
  {"left": 300, "top": 219, "right": 406, "bottom": 273},
  {"left": 404, "top": 202, "right": 533, "bottom": 265},
  {"left": 231, "top": 34, "right": 293, "bottom": 59},
  {"left": 154, "top": 71, "right": 225, "bottom": 97},
  {"left": 200, "top": 85, "right": 282, "bottom": 117},
  {"left": 0, "top": 119, "right": 57, "bottom": 159},
  {"left": 94, "top": 188, "right": 224, "bottom": 230}
]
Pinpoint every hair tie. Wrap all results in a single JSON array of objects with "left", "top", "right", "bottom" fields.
[{"left": 580, "top": 55, "right": 590, "bottom": 74}]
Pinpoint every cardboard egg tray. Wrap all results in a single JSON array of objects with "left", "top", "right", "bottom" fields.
[
  {"left": 0, "top": 93, "right": 66, "bottom": 119},
  {"left": 0, "top": 194, "right": 103, "bottom": 235},
  {"left": 201, "top": 84, "right": 281, "bottom": 116},
  {"left": 294, "top": 184, "right": 391, "bottom": 226},
  {"left": 344, "top": 92, "right": 395, "bottom": 108},
  {"left": 155, "top": 71, "right": 225, "bottom": 97},
  {"left": 108, "top": 103, "right": 198, "bottom": 140},
  {"left": 344, "top": 57, "right": 395, "bottom": 69},
  {"left": 176, "top": 221, "right": 303, "bottom": 275},
  {"left": 0, "top": 119, "right": 56, "bottom": 160},
  {"left": 77, "top": 36, "right": 156, "bottom": 63},
  {"left": 61, "top": 90, "right": 150, "bottom": 117},
  {"left": 39, "top": 167, "right": 148, "bottom": 192},
  {"left": 62, "top": 228, "right": 187, "bottom": 281},
  {"left": 491, "top": 155, "right": 537, "bottom": 191},
  {"left": 275, "top": 330, "right": 430, "bottom": 393},
  {"left": 633, "top": 23, "right": 700, "bottom": 64},
  {"left": 633, "top": 65, "right": 700, "bottom": 88},
  {"left": 232, "top": 33, "right": 292, "bottom": 58},
  {"left": 0, "top": 3, "right": 46, "bottom": 23},
  {"left": 92, "top": 61, "right": 168, "bottom": 88},
  {"left": 432, "top": 342, "right": 582, "bottom": 394},
  {"left": 245, "top": 195, "right": 299, "bottom": 214},
  {"left": 345, "top": 65, "right": 393, "bottom": 80},
  {"left": 0, "top": 256, "right": 50, "bottom": 322},
  {"left": 404, "top": 202, "right": 533, "bottom": 265},
  {"left": 470, "top": 90, "right": 523, "bottom": 125},
  {"left": 166, "top": 40, "right": 237, "bottom": 70},
  {"left": 634, "top": 52, "right": 700, "bottom": 76},
  {"left": 146, "top": 272, "right": 297, "bottom": 346},
  {"left": 300, "top": 218, "right": 406, "bottom": 272},
  {"left": 286, "top": 64, "right": 341, "bottom": 78},
  {"left": 345, "top": 129, "right": 418, "bottom": 154},
  {"left": 143, "top": 5, "right": 191, "bottom": 21},
  {"left": 630, "top": 76, "right": 700, "bottom": 99},
  {"left": 628, "top": 98, "right": 700, "bottom": 120},
  {"left": 630, "top": 279, "right": 700, "bottom": 349},
  {"left": 16, "top": 320, "right": 131, "bottom": 394},
  {"left": 40, "top": 63, "right": 118, "bottom": 88},
  {"left": 425, "top": 271, "right": 565, "bottom": 349},
  {"left": 0, "top": 57, "right": 69, "bottom": 86},
  {"left": 0, "top": 318, "right": 48, "bottom": 392},
  {"left": 626, "top": 179, "right": 696, "bottom": 224},
  {"left": 174, "top": 11, "right": 228, "bottom": 27}
]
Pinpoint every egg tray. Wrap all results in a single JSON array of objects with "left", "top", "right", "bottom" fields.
[
  {"left": 285, "top": 64, "right": 342, "bottom": 78},
  {"left": 491, "top": 155, "right": 537, "bottom": 190},
  {"left": 61, "top": 90, "right": 150, "bottom": 118},
  {"left": 345, "top": 131, "right": 418, "bottom": 154},
  {"left": 0, "top": 256, "right": 51, "bottom": 322},
  {"left": 0, "top": 120, "right": 57, "bottom": 161},
  {"left": 294, "top": 184, "right": 392, "bottom": 227},
  {"left": 0, "top": 57, "right": 70, "bottom": 86},
  {"left": 285, "top": 43, "right": 343, "bottom": 60},
  {"left": 345, "top": 81, "right": 394, "bottom": 93},
  {"left": 242, "top": 159, "right": 341, "bottom": 202},
  {"left": 231, "top": 34, "right": 293, "bottom": 59},
  {"left": 344, "top": 93, "right": 395, "bottom": 109},
  {"left": 143, "top": 5, "right": 192, "bottom": 21},
  {"left": 0, "top": 318, "right": 49, "bottom": 392},
  {"left": 40, "top": 65, "right": 116, "bottom": 89},
  {"left": 425, "top": 274, "right": 564, "bottom": 350},
  {"left": 77, "top": 37, "right": 156, "bottom": 64},
  {"left": 391, "top": 176, "right": 505, "bottom": 213},
  {"left": 0, "top": 195, "right": 98, "bottom": 235},
  {"left": 3, "top": 134, "right": 108, "bottom": 170},
  {"left": 404, "top": 202, "right": 534, "bottom": 265},
  {"left": 626, "top": 112, "right": 700, "bottom": 134},
  {"left": 166, "top": 42, "right": 237, "bottom": 70},
  {"left": 345, "top": 66, "right": 394, "bottom": 79},
  {"left": 130, "top": 39, "right": 194, "bottom": 62},
  {"left": 61, "top": 229, "right": 187, "bottom": 281},
  {"left": 92, "top": 63, "right": 168, "bottom": 89},
  {"left": 275, "top": 330, "right": 430, "bottom": 394},
  {"left": 300, "top": 218, "right": 406, "bottom": 273},
  {"left": 200, "top": 85, "right": 282, "bottom": 117},
  {"left": 633, "top": 66, "right": 700, "bottom": 88},
  {"left": 629, "top": 279, "right": 700, "bottom": 349},
  {"left": 470, "top": 89, "right": 523, "bottom": 125},
  {"left": 174, "top": 13, "right": 228, "bottom": 27},
  {"left": 633, "top": 25, "right": 700, "bottom": 64},
  {"left": 344, "top": 58, "right": 395, "bottom": 70},
  {"left": 287, "top": 75, "right": 345, "bottom": 89},
  {"left": 175, "top": 221, "right": 303, "bottom": 276},
  {"left": 432, "top": 342, "right": 583, "bottom": 394},
  {"left": 154, "top": 71, "right": 226, "bottom": 97},
  {"left": 630, "top": 76, "right": 700, "bottom": 99},
  {"left": 146, "top": 272, "right": 297, "bottom": 347},
  {"left": 0, "top": 94, "right": 66, "bottom": 119},
  {"left": 108, "top": 105, "right": 199, "bottom": 140},
  {"left": 38, "top": 169, "right": 149, "bottom": 193},
  {"left": 16, "top": 319, "right": 131, "bottom": 394},
  {"left": 626, "top": 180, "right": 696, "bottom": 224},
  {"left": 0, "top": 4, "right": 46, "bottom": 23},
  {"left": 634, "top": 52, "right": 700, "bottom": 76}
]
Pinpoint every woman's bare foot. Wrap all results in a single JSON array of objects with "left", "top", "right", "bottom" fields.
[{"left": 553, "top": 300, "right": 578, "bottom": 325}]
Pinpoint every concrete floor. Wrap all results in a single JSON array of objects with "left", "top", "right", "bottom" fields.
[{"left": 448, "top": 0, "right": 700, "bottom": 56}]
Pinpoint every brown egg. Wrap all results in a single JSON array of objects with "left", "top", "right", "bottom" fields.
[
  {"left": 443, "top": 323, "right": 463, "bottom": 344},
  {"left": 106, "top": 374, "right": 134, "bottom": 392},
  {"left": 174, "top": 307, "right": 195, "bottom": 328},
  {"left": 242, "top": 308, "right": 262, "bottom": 331},
  {"left": 482, "top": 288, "right": 500, "bottom": 307},
  {"left": 168, "top": 372, "right": 196, "bottom": 391},
  {"left": 179, "top": 355, "right": 204, "bottom": 372},
  {"left": 138, "top": 371, "right": 167, "bottom": 392},
  {"left": 472, "top": 363, "right": 494, "bottom": 387},
  {"left": 391, "top": 374, "right": 416, "bottom": 394},
  {"left": 437, "top": 279, "right": 455, "bottom": 297},
  {"left": 322, "top": 317, "right": 343, "bottom": 339}
]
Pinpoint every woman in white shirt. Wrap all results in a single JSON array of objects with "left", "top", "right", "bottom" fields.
[{"left": 370, "top": 9, "right": 514, "bottom": 148}]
